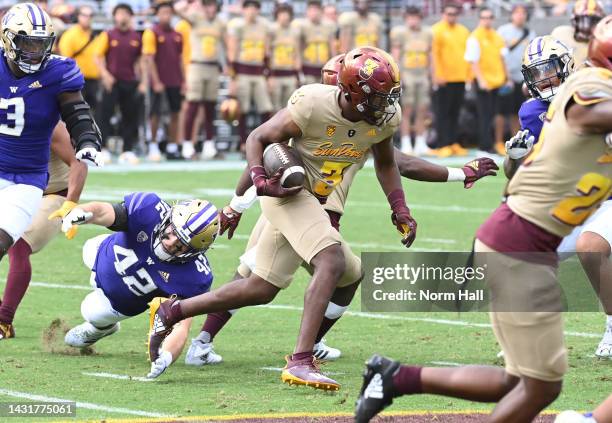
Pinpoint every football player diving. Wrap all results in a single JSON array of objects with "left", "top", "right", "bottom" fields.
[
  {"left": 506, "top": 34, "right": 612, "bottom": 358},
  {"left": 355, "top": 18, "right": 612, "bottom": 423},
  {"left": 60, "top": 192, "right": 218, "bottom": 378},
  {"left": 0, "top": 3, "right": 103, "bottom": 267},
  {"left": 0, "top": 123, "right": 88, "bottom": 340},
  {"left": 164, "top": 53, "right": 497, "bottom": 376}
]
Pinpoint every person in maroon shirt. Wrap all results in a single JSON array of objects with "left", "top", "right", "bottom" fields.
[
  {"left": 95, "top": 3, "right": 147, "bottom": 164},
  {"left": 143, "top": 2, "right": 185, "bottom": 161}
]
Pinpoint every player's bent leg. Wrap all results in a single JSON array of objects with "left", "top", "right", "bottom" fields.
[
  {"left": 0, "top": 229, "right": 12, "bottom": 262},
  {"left": 0, "top": 239, "right": 33, "bottom": 340},
  {"left": 489, "top": 376, "right": 562, "bottom": 423},
  {"left": 65, "top": 288, "right": 126, "bottom": 347}
]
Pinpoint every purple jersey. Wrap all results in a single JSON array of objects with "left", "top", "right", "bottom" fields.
[
  {"left": 518, "top": 98, "right": 548, "bottom": 142},
  {"left": 93, "top": 192, "right": 214, "bottom": 316},
  {"left": 0, "top": 53, "right": 84, "bottom": 190}
]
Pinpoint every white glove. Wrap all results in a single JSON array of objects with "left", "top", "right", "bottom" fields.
[
  {"left": 61, "top": 208, "right": 93, "bottom": 235},
  {"left": 147, "top": 350, "right": 173, "bottom": 379},
  {"left": 505, "top": 129, "right": 535, "bottom": 160},
  {"left": 76, "top": 147, "right": 104, "bottom": 167}
]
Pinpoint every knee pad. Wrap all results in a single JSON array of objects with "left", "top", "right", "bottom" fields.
[
  {"left": 325, "top": 302, "right": 348, "bottom": 320},
  {"left": 81, "top": 289, "right": 126, "bottom": 327}
]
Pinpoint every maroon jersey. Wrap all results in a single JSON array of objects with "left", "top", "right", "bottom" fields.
[
  {"left": 100, "top": 28, "right": 142, "bottom": 82},
  {"left": 143, "top": 24, "right": 183, "bottom": 87}
]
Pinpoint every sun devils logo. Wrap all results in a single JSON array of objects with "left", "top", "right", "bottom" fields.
[
  {"left": 326, "top": 125, "right": 336, "bottom": 137},
  {"left": 359, "top": 58, "right": 379, "bottom": 80}
]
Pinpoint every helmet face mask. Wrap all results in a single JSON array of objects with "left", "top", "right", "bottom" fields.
[
  {"left": 522, "top": 36, "right": 574, "bottom": 102},
  {"left": 573, "top": 15, "right": 603, "bottom": 42},
  {"left": 355, "top": 84, "right": 401, "bottom": 126},
  {"left": 152, "top": 200, "right": 219, "bottom": 264},
  {"left": 1, "top": 3, "right": 56, "bottom": 74}
]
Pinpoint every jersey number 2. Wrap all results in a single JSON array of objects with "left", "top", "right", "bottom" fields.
[
  {"left": 0, "top": 98, "right": 24, "bottom": 136},
  {"left": 113, "top": 245, "right": 157, "bottom": 297},
  {"left": 552, "top": 172, "right": 612, "bottom": 227}
]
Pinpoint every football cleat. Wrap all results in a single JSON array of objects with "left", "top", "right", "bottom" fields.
[
  {"left": 185, "top": 338, "right": 223, "bottom": 366},
  {"left": 355, "top": 354, "right": 400, "bottom": 423},
  {"left": 147, "top": 296, "right": 179, "bottom": 362},
  {"left": 595, "top": 325, "right": 612, "bottom": 358},
  {"left": 118, "top": 151, "right": 140, "bottom": 165},
  {"left": 313, "top": 339, "right": 341, "bottom": 361},
  {"left": 0, "top": 322, "right": 15, "bottom": 340},
  {"left": 281, "top": 355, "right": 340, "bottom": 391},
  {"left": 64, "top": 322, "right": 120, "bottom": 347}
]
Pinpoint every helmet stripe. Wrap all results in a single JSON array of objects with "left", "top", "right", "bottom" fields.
[
  {"left": 36, "top": 4, "right": 46, "bottom": 28},
  {"left": 27, "top": 4, "right": 38, "bottom": 27},
  {"left": 186, "top": 203, "right": 217, "bottom": 234}
]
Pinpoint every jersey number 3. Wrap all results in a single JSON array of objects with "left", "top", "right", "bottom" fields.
[
  {"left": 113, "top": 245, "right": 157, "bottom": 296},
  {"left": 0, "top": 98, "right": 25, "bottom": 136}
]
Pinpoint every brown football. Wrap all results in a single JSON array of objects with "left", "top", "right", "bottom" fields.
[{"left": 263, "top": 143, "right": 305, "bottom": 188}]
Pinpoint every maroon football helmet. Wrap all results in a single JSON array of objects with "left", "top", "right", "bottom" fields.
[
  {"left": 321, "top": 53, "right": 345, "bottom": 86},
  {"left": 588, "top": 15, "right": 612, "bottom": 71},
  {"left": 338, "top": 46, "right": 402, "bottom": 126}
]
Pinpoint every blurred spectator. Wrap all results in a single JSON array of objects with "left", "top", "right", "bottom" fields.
[
  {"left": 495, "top": 4, "right": 536, "bottom": 155},
  {"left": 58, "top": 5, "right": 101, "bottom": 113},
  {"left": 96, "top": 3, "right": 147, "bottom": 165},
  {"left": 431, "top": 3, "right": 470, "bottom": 157},
  {"left": 268, "top": 3, "right": 300, "bottom": 111},
  {"left": 390, "top": 6, "right": 432, "bottom": 156},
  {"left": 142, "top": 2, "right": 184, "bottom": 162},
  {"left": 293, "top": 0, "right": 337, "bottom": 85},
  {"left": 465, "top": 7, "right": 511, "bottom": 154},
  {"left": 551, "top": 0, "right": 604, "bottom": 65},
  {"left": 35, "top": 0, "right": 66, "bottom": 52},
  {"left": 106, "top": 0, "right": 151, "bottom": 16},
  {"left": 176, "top": 0, "right": 226, "bottom": 160},
  {"left": 338, "top": 0, "right": 382, "bottom": 51},
  {"left": 226, "top": 0, "right": 273, "bottom": 150},
  {"left": 323, "top": 3, "right": 340, "bottom": 53}
]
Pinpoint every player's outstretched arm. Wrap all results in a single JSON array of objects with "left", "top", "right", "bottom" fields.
[
  {"left": 394, "top": 148, "right": 498, "bottom": 188},
  {"left": 60, "top": 202, "right": 121, "bottom": 239},
  {"left": 245, "top": 108, "right": 302, "bottom": 198},
  {"left": 147, "top": 317, "right": 193, "bottom": 379},
  {"left": 372, "top": 138, "right": 417, "bottom": 248},
  {"left": 58, "top": 91, "right": 103, "bottom": 167},
  {"left": 567, "top": 98, "right": 612, "bottom": 135}
]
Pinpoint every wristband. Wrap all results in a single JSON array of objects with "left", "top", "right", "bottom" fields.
[
  {"left": 447, "top": 167, "right": 466, "bottom": 182},
  {"left": 387, "top": 189, "right": 407, "bottom": 211},
  {"left": 229, "top": 186, "right": 259, "bottom": 213}
]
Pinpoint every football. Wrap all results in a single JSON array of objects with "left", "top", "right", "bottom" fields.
[{"left": 263, "top": 143, "right": 305, "bottom": 189}]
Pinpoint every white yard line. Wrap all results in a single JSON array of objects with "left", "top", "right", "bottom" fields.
[
  {"left": 82, "top": 372, "right": 153, "bottom": 383},
  {"left": 0, "top": 388, "right": 169, "bottom": 417},
  {"left": 18, "top": 282, "right": 603, "bottom": 339},
  {"left": 429, "top": 361, "right": 462, "bottom": 367}
]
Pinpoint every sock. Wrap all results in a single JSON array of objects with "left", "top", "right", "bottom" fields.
[
  {"left": 401, "top": 135, "right": 412, "bottom": 152},
  {"left": 183, "top": 102, "right": 199, "bottom": 142},
  {"left": 166, "top": 142, "right": 178, "bottom": 154},
  {"left": 203, "top": 101, "right": 216, "bottom": 140},
  {"left": 392, "top": 365, "right": 423, "bottom": 397},
  {"left": 414, "top": 134, "right": 427, "bottom": 151},
  {"left": 315, "top": 317, "right": 340, "bottom": 343},
  {"left": 200, "top": 311, "right": 233, "bottom": 342},
  {"left": 291, "top": 351, "right": 312, "bottom": 362},
  {"left": 0, "top": 239, "right": 32, "bottom": 324}
]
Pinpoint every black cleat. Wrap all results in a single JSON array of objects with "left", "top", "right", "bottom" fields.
[{"left": 355, "top": 354, "right": 400, "bottom": 423}]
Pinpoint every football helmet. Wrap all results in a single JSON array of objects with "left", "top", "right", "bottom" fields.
[
  {"left": 588, "top": 15, "right": 612, "bottom": 71},
  {"left": 152, "top": 200, "right": 219, "bottom": 263},
  {"left": 220, "top": 97, "right": 241, "bottom": 123},
  {"left": 1, "top": 3, "right": 56, "bottom": 74},
  {"left": 338, "top": 46, "right": 402, "bottom": 126},
  {"left": 522, "top": 36, "right": 574, "bottom": 101},
  {"left": 571, "top": 0, "right": 605, "bottom": 42},
  {"left": 321, "top": 54, "right": 345, "bottom": 85}
]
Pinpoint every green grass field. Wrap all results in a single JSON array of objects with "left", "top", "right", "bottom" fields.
[{"left": 0, "top": 160, "right": 610, "bottom": 422}]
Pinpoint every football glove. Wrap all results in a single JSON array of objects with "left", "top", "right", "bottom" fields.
[
  {"left": 147, "top": 350, "right": 173, "bottom": 379},
  {"left": 218, "top": 205, "right": 242, "bottom": 240},
  {"left": 76, "top": 147, "right": 104, "bottom": 167},
  {"left": 250, "top": 165, "right": 301, "bottom": 198},
  {"left": 48, "top": 200, "right": 78, "bottom": 220},
  {"left": 61, "top": 208, "right": 94, "bottom": 240},
  {"left": 388, "top": 189, "right": 417, "bottom": 248},
  {"left": 505, "top": 129, "right": 535, "bottom": 160},
  {"left": 462, "top": 158, "right": 499, "bottom": 189}
]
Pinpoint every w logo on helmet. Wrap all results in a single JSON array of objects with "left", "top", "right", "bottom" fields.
[{"left": 359, "top": 58, "right": 379, "bottom": 80}]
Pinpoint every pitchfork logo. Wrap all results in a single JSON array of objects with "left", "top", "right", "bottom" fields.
[{"left": 359, "top": 58, "right": 379, "bottom": 80}]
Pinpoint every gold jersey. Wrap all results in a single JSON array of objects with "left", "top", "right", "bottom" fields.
[
  {"left": 550, "top": 25, "right": 589, "bottom": 66},
  {"left": 292, "top": 18, "right": 336, "bottom": 67},
  {"left": 324, "top": 158, "right": 365, "bottom": 214},
  {"left": 338, "top": 11, "right": 382, "bottom": 49},
  {"left": 269, "top": 22, "right": 300, "bottom": 71},
  {"left": 189, "top": 15, "right": 225, "bottom": 63},
  {"left": 390, "top": 25, "right": 432, "bottom": 76},
  {"left": 287, "top": 84, "right": 399, "bottom": 201},
  {"left": 227, "top": 16, "right": 270, "bottom": 66},
  {"left": 507, "top": 67, "right": 612, "bottom": 237},
  {"left": 45, "top": 151, "right": 69, "bottom": 195}
]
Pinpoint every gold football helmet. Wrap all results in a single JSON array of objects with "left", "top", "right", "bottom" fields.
[
  {"left": 153, "top": 200, "right": 219, "bottom": 263},
  {"left": 1, "top": 3, "right": 56, "bottom": 74}
]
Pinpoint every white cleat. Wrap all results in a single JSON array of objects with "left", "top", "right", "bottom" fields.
[
  {"left": 118, "top": 151, "right": 140, "bottom": 165},
  {"left": 185, "top": 339, "right": 223, "bottom": 366},
  {"left": 99, "top": 149, "right": 113, "bottom": 165},
  {"left": 147, "top": 143, "right": 162, "bottom": 162},
  {"left": 554, "top": 410, "right": 595, "bottom": 422},
  {"left": 182, "top": 141, "right": 195, "bottom": 160},
  {"left": 201, "top": 140, "right": 217, "bottom": 160},
  {"left": 313, "top": 339, "right": 341, "bottom": 361},
  {"left": 595, "top": 326, "right": 612, "bottom": 358},
  {"left": 64, "top": 322, "right": 120, "bottom": 347}
]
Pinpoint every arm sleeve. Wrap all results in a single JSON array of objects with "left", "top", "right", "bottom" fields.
[
  {"left": 107, "top": 202, "right": 129, "bottom": 232},
  {"left": 142, "top": 29, "right": 157, "bottom": 55},
  {"left": 464, "top": 36, "right": 480, "bottom": 63}
]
